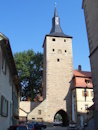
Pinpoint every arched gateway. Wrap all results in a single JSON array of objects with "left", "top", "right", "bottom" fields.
[
  {"left": 20, "top": 5, "right": 73, "bottom": 125},
  {"left": 54, "top": 110, "right": 69, "bottom": 126}
]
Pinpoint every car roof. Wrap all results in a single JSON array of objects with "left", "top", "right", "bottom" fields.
[{"left": 10, "top": 124, "right": 27, "bottom": 127}]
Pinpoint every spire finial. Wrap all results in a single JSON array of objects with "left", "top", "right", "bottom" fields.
[
  {"left": 55, "top": 2, "right": 56, "bottom": 8},
  {"left": 54, "top": 2, "right": 58, "bottom": 17}
]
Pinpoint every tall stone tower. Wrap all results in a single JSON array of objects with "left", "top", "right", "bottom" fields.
[
  {"left": 26, "top": 6, "right": 73, "bottom": 126},
  {"left": 42, "top": 6, "right": 73, "bottom": 125}
]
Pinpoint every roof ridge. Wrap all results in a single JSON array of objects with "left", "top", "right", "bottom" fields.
[{"left": 74, "top": 70, "right": 91, "bottom": 73}]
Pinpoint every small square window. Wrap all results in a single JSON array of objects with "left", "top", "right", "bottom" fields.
[
  {"left": 53, "top": 49, "right": 55, "bottom": 51},
  {"left": 57, "top": 59, "right": 60, "bottom": 62},
  {"left": 65, "top": 50, "right": 67, "bottom": 52},
  {"left": 38, "top": 110, "right": 41, "bottom": 115},
  {"left": 1, "top": 96, "right": 8, "bottom": 117},
  {"left": 32, "top": 118, "right": 35, "bottom": 120},
  {"left": 37, "top": 118, "right": 43, "bottom": 122},
  {"left": 85, "top": 104, "right": 88, "bottom": 110},
  {"left": 52, "top": 38, "right": 55, "bottom": 41},
  {"left": 64, "top": 39, "right": 66, "bottom": 42}
]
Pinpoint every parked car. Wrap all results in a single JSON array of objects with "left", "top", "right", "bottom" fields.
[
  {"left": 53, "top": 122, "right": 63, "bottom": 126},
  {"left": 26, "top": 123, "right": 35, "bottom": 130},
  {"left": 34, "top": 122, "right": 46, "bottom": 130},
  {"left": 68, "top": 122, "right": 79, "bottom": 130},
  {"left": 8, "top": 125, "right": 29, "bottom": 130}
]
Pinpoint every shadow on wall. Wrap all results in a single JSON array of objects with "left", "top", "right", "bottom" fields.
[
  {"left": 20, "top": 77, "right": 47, "bottom": 114},
  {"left": 19, "top": 99, "right": 46, "bottom": 124},
  {"left": 20, "top": 76, "right": 73, "bottom": 125},
  {"left": 20, "top": 99, "right": 46, "bottom": 114},
  {"left": 64, "top": 78, "right": 95, "bottom": 129},
  {"left": 64, "top": 78, "right": 73, "bottom": 122}
]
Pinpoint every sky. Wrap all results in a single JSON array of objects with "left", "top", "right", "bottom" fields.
[{"left": 0, "top": 0, "right": 91, "bottom": 71}]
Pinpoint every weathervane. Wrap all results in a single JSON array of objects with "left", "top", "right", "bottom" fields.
[{"left": 55, "top": 2, "right": 56, "bottom": 7}]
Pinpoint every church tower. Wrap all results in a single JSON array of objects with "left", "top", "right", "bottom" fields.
[{"left": 42, "top": 5, "right": 73, "bottom": 125}]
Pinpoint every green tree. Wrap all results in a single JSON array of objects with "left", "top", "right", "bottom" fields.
[{"left": 14, "top": 50, "right": 43, "bottom": 101}]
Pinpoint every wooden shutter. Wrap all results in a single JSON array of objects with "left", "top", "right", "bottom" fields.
[{"left": 82, "top": 91, "right": 84, "bottom": 96}]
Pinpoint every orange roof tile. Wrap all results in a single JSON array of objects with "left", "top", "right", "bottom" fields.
[
  {"left": 72, "top": 70, "right": 93, "bottom": 89},
  {"left": 74, "top": 70, "right": 91, "bottom": 78}
]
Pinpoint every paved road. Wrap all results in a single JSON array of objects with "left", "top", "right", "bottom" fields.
[{"left": 45, "top": 126, "right": 68, "bottom": 130}]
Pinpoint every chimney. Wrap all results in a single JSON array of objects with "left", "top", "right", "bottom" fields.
[{"left": 78, "top": 65, "right": 81, "bottom": 71}]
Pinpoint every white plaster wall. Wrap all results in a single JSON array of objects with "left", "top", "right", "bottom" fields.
[
  {"left": 76, "top": 88, "right": 93, "bottom": 113},
  {"left": 20, "top": 101, "right": 31, "bottom": 113},
  {"left": 19, "top": 109, "right": 27, "bottom": 117}
]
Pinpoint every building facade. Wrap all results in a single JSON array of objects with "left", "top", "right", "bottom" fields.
[
  {"left": 72, "top": 66, "right": 94, "bottom": 127},
  {"left": 82, "top": 0, "right": 98, "bottom": 129},
  {"left": 20, "top": 6, "right": 73, "bottom": 126},
  {"left": 0, "top": 33, "right": 20, "bottom": 129},
  {"left": 13, "top": 77, "right": 21, "bottom": 125}
]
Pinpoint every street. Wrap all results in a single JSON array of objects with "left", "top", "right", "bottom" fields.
[{"left": 45, "top": 126, "right": 68, "bottom": 130}]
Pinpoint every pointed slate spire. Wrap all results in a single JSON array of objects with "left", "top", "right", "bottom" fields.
[
  {"left": 49, "top": 4, "right": 72, "bottom": 38},
  {"left": 54, "top": 3, "right": 58, "bottom": 17}
]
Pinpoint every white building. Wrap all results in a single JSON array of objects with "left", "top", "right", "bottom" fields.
[
  {"left": 72, "top": 66, "right": 93, "bottom": 127},
  {"left": 0, "top": 33, "right": 20, "bottom": 130}
]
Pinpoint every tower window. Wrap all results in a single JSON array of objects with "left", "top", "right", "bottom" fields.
[
  {"left": 52, "top": 38, "right": 55, "bottom": 41},
  {"left": 58, "top": 49, "right": 62, "bottom": 54},
  {"left": 38, "top": 110, "right": 41, "bottom": 115},
  {"left": 57, "top": 59, "right": 60, "bottom": 62},
  {"left": 53, "top": 49, "right": 55, "bottom": 52},
  {"left": 64, "top": 39, "right": 66, "bottom": 42},
  {"left": 65, "top": 50, "right": 67, "bottom": 53},
  {"left": 85, "top": 104, "right": 88, "bottom": 110}
]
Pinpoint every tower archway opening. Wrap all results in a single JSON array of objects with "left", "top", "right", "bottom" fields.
[{"left": 54, "top": 110, "right": 69, "bottom": 126}]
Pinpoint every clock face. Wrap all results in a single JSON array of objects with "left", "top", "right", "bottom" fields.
[{"left": 55, "top": 18, "right": 59, "bottom": 25}]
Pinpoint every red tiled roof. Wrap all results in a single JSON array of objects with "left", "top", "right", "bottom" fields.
[
  {"left": 72, "top": 70, "right": 93, "bottom": 89},
  {"left": 74, "top": 70, "right": 91, "bottom": 78}
]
